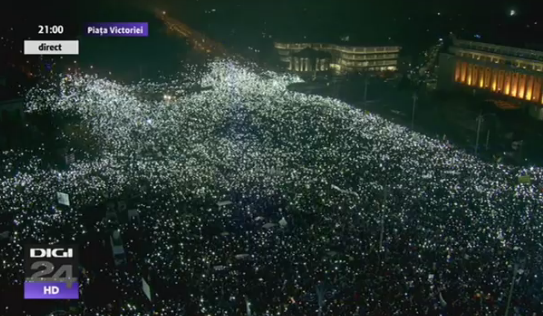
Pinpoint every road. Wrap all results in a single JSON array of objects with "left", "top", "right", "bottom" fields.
[{"left": 155, "top": 9, "right": 228, "bottom": 57}]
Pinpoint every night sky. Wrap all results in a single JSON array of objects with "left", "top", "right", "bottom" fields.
[{"left": 2, "top": 0, "right": 542, "bottom": 79}]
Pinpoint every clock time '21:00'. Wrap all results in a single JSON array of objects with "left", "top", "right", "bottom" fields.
[{"left": 38, "top": 25, "right": 64, "bottom": 35}]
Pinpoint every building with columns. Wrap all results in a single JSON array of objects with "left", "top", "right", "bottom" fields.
[
  {"left": 275, "top": 42, "right": 401, "bottom": 74},
  {"left": 288, "top": 48, "right": 331, "bottom": 72},
  {"left": 437, "top": 36, "right": 543, "bottom": 120}
]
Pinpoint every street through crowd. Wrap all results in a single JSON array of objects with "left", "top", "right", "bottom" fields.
[{"left": 0, "top": 60, "right": 542, "bottom": 315}]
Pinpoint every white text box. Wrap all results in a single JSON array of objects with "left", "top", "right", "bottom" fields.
[{"left": 24, "top": 40, "right": 79, "bottom": 55}]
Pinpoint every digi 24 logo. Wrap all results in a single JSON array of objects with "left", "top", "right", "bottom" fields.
[{"left": 24, "top": 245, "right": 79, "bottom": 299}]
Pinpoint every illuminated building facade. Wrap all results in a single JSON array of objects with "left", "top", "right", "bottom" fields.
[
  {"left": 437, "top": 37, "right": 543, "bottom": 119},
  {"left": 275, "top": 42, "right": 401, "bottom": 73},
  {"left": 288, "top": 48, "right": 332, "bottom": 72}
]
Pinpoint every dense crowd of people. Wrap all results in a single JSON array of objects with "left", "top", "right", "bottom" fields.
[{"left": 0, "top": 60, "right": 542, "bottom": 315}]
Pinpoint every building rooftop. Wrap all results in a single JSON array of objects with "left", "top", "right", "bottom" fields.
[
  {"left": 275, "top": 33, "right": 398, "bottom": 48},
  {"left": 454, "top": 22, "right": 543, "bottom": 53},
  {"left": 451, "top": 34, "right": 543, "bottom": 62}
]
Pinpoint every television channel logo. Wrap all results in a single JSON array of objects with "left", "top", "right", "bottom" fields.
[{"left": 24, "top": 244, "right": 79, "bottom": 299}]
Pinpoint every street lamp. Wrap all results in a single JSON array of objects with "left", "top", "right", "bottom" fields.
[
  {"left": 363, "top": 75, "right": 368, "bottom": 105},
  {"left": 475, "top": 113, "right": 496, "bottom": 155},
  {"left": 505, "top": 253, "right": 525, "bottom": 316},
  {"left": 411, "top": 93, "right": 418, "bottom": 129}
]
